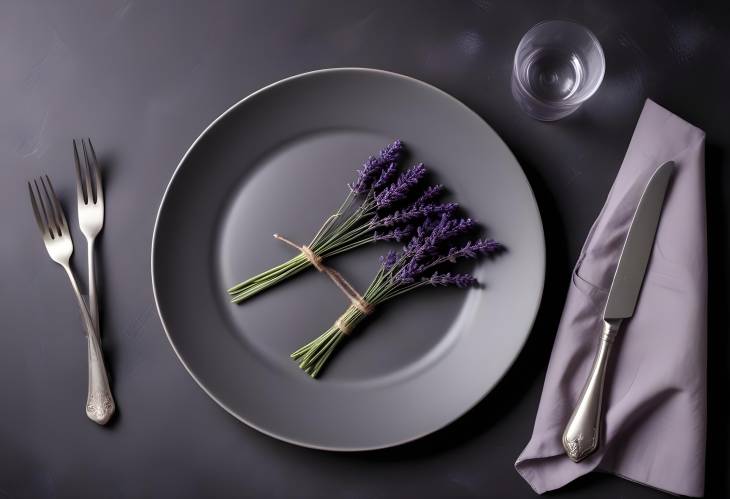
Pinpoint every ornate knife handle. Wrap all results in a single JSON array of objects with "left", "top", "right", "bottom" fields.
[{"left": 562, "top": 320, "right": 620, "bottom": 462}]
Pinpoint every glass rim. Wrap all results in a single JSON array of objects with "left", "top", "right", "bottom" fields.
[{"left": 512, "top": 19, "right": 605, "bottom": 107}]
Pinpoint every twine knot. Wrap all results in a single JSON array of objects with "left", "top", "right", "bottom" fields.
[{"left": 273, "top": 233, "right": 373, "bottom": 327}]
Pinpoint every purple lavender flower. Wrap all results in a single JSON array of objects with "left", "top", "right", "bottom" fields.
[
  {"left": 374, "top": 225, "right": 413, "bottom": 243},
  {"left": 412, "top": 184, "right": 445, "bottom": 207},
  {"left": 372, "top": 163, "right": 398, "bottom": 191},
  {"left": 372, "top": 202, "right": 458, "bottom": 227},
  {"left": 405, "top": 214, "right": 476, "bottom": 261},
  {"left": 374, "top": 163, "right": 427, "bottom": 209},
  {"left": 436, "top": 216, "right": 476, "bottom": 241},
  {"left": 393, "top": 258, "right": 425, "bottom": 284},
  {"left": 445, "top": 239, "right": 503, "bottom": 262},
  {"left": 383, "top": 212, "right": 503, "bottom": 289},
  {"left": 428, "top": 272, "right": 478, "bottom": 288},
  {"left": 418, "top": 216, "right": 442, "bottom": 235},
  {"left": 403, "top": 215, "right": 440, "bottom": 256},
  {"left": 380, "top": 249, "right": 398, "bottom": 271},
  {"left": 349, "top": 140, "right": 405, "bottom": 195}
]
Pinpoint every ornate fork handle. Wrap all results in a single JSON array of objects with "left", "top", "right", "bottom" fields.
[
  {"left": 85, "top": 330, "right": 115, "bottom": 424},
  {"left": 63, "top": 266, "right": 115, "bottom": 425},
  {"left": 84, "top": 237, "right": 113, "bottom": 423}
]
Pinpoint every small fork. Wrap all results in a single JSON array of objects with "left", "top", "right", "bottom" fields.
[{"left": 28, "top": 175, "right": 115, "bottom": 424}]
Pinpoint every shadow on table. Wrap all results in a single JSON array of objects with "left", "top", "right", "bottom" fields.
[
  {"left": 95, "top": 149, "right": 123, "bottom": 428},
  {"left": 344, "top": 154, "right": 571, "bottom": 461},
  {"left": 703, "top": 143, "right": 728, "bottom": 499}
]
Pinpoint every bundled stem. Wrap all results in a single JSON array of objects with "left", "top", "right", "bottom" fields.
[
  {"left": 290, "top": 263, "right": 429, "bottom": 377},
  {"left": 290, "top": 304, "right": 366, "bottom": 377},
  {"left": 292, "top": 213, "right": 503, "bottom": 378},
  {"left": 227, "top": 193, "right": 379, "bottom": 303}
]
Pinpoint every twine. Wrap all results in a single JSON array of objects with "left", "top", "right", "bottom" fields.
[
  {"left": 273, "top": 234, "right": 374, "bottom": 324},
  {"left": 335, "top": 314, "right": 351, "bottom": 335}
]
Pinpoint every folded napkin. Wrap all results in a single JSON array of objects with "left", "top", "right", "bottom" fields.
[{"left": 515, "top": 99, "right": 707, "bottom": 497}]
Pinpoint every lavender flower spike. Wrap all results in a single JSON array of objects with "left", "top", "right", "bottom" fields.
[
  {"left": 426, "top": 215, "right": 476, "bottom": 248},
  {"left": 446, "top": 239, "right": 503, "bottom": 262},
  {"left": 374, "top": 202, "right": 458, "bottom": 227},
  {"left": 413, "top": 184, "right": 445, "bottom": 207},
  {"left": 349, "top": 140, "right": 405, "bottom": 195},
  {"left": 406, "top": 214, "right": 475, "bottom": 260},
  {"left": 372, "top": 163, "right": 398, "bottom": 191},
  {"left": 428, "top": 272, "right": 478, "bottom": 288},
  {"left": 375, "top": 163, "right": 427, "bottom": 209},
  {"left": 380, "top": 249, "right": 398, "bottom": 270},
  {"left": 374, "top": 225, "right": 413, "bottom": 243}
]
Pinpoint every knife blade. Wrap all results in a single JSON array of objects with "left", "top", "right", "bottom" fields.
[
  {"left": 603, "top": 162, "right": 676, "bottom": 320},
  {"left": 562, "top": 161, "right": 675, "bottom": 462}
]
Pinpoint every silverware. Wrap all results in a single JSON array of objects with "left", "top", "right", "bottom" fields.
[
  {"left": 73, "top": 139, "right": 115, "bottom": 425},
  {"left": 73, "top": 139, "right": 103, "bottom": 330},
  {"left": 562, "top": 161, "right": 675, "bottom": 462},
  {"left": 28, "top": 175, "right": 115, "bottom": 425}
]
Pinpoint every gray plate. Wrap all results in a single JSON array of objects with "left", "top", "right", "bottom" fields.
[{"left": 151, "top": 68, "right": 545, "bottom": 451}]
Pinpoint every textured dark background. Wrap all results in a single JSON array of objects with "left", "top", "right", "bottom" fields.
[{"left": 1, "top": 1, "right": 728, "bottom": 497}]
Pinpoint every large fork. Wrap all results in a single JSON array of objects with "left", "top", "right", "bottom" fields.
[
  {"left": 73, "top": 139, "right": 103, "bottom": 331},
  {"left": 28, "top": 175, "right": 115, "bottom": 424}
]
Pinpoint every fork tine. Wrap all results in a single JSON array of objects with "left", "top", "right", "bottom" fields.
[
  {"left": 86, "top": 138, "right": 103, "bottom": 202},
  {"left": 73, "top": 139, "right": 87, "bottom": 204},
  {"left": 39, "top": 176, "right": 60, "bottom": 236},
  {"left": 28, "top": 181, "right": 49, "bottom": 236},
  {"left": 33, "top": 179, "right": 54, "bottom": 237},
  {"left": 81, "top": 139, "right": 95, "bottom": 203},
  {"left": 40, "top": 176, "right": 62, "bottom": 236},
  {"left": 44, "top": 175, "right": 69, "bottom": 232}
]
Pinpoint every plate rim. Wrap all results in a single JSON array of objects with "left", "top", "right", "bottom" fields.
[{"left": 151, "top": 67, "right": 546, "bottom": 451}]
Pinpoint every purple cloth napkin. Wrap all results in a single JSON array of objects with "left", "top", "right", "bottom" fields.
[{"left": 515, "top": 99, "right": 707, "bottom": 497}]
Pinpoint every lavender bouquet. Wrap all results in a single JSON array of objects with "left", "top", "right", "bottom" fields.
[
  {"left": 227, "top": 140, "right": 456, "bottom": 303},
  {"left": 291, "top": 213, "right": 503, "bottom": 377}
]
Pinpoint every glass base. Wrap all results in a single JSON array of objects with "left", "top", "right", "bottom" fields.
[{"left": 511, "top": 75, "right": 581, "bottom": 121}]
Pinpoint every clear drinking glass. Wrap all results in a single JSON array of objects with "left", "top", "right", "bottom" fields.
[{"left": 511, "top": 20, "right": 605, "bottom": 121}]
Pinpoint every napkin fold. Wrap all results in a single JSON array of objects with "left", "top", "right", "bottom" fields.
[{"left": 515, "top": 99, "right": 707, "bottom": 497}]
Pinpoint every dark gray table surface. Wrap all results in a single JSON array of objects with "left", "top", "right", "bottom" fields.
[{"left": 1, "top": 1, "right": 728, "bottom": 498}]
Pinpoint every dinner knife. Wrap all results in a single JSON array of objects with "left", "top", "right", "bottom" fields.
[{"left": 562, "top": 161, "right": 675, "bottom": 463}]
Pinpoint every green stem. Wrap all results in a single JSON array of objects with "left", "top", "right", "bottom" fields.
[
  {"left": 226, "top": 256, "right": 303, "bottom": 294},
  {"left": 227, "top": 194, "right": 379, "bottom": 303},
  {"left": 310, "top": 192, "right": 355, "bottom": 246},
  {"left": 291, "top": 304, "right": 366, "bottom": 377},
  {"left": 230, "top": 257, "right": 311, "bottom": 303}
]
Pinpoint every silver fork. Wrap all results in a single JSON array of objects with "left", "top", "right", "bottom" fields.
[
  {"left": 73, "top": 139, "right": 115, "bottom": 424},
  {"left": 28, "top": 175, "right": 115, "bottom": 424},
  {"left": 73, "top": 139, "right": 103, "bottom": 331}
]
